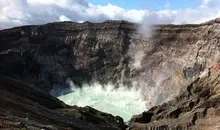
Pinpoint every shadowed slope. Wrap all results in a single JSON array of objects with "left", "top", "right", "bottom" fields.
[{"left": 0, "top": 74, "right": 125, "bottom": 130}]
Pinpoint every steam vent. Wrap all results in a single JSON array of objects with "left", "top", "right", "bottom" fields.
[{"left": 1, "top": 19, "right": 220, "bottom": 130}]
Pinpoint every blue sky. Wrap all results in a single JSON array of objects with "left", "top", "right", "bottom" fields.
[
  {"left": 0, "top": 0, "right": 220, "bottom": 29},
  {"left": 88, "top": 0, "right": 202, "bottom": 10}
]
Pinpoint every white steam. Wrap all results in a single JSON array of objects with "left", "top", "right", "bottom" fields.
[
  {"left": 137, "top": 24, "right": 154, "bottom": 38},
  {"left": 128, "top": 43, "right": 145, "bottom": 70},
  {"left": 125, "top": 21, "right": 181, "bottom": 107},
  {"left": 56, "top": 20, "right": 182, "bottom": 121},
  {"left": 57, "top": 80, "right": 147, "bottom": 121},
  {"left": 128, "top": 23, "right": 154, "bottom": 70}
]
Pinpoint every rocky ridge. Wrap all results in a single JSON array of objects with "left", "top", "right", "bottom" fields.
[
  {"left": 1, "top": 18, "right": 220, "bottom": 129},
  {"left": 1, "top": 19, "right": 220, "bottom": 104},
  {"left": 0, "top": 20, "right": 139, "bottom": 92}
]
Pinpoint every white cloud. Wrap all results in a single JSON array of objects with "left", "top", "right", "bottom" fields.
[
  {"left": 77, "top": 20, "right": 84, "bottom": 23},
  {"left": 0, "top": 0, "right": 220, "bottom": 29},
  {"left": 59, "top": 15, "right": 71, "bottom": 21},
  {"left": 200, "top": 0, "right": 220, "bottom": 8}
]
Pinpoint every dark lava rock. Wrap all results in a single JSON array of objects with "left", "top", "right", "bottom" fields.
[
  {"left": 1, "top": 20, "right": 220, "bottom": 107},
  {"left": 1, "top": 19, "right": 220, "bottom": 130},
  {"left": 0, "top": 21, "right": 137, "bottom": 92},
  {"left": 0, "top": 74, "right": 125, "bottom": 130}
]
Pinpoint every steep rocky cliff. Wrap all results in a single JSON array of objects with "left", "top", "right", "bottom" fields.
[
  {"left": 1, "top": 20, "right": 220, "bottom": 105},
  {"left": 0, "top": 20, "right": 137, "bottom": 92},
  {"left": 1, "top": 19, "right": 220, "bottom": 129}
]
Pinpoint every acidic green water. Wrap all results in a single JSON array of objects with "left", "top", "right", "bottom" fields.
[{"left": 57, "top": 83, "right": 147, "bottom": 121}]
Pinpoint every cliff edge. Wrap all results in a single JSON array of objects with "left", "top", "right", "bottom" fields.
[{"left": 1, "top": 19, "right": 220, "bottom": 129}]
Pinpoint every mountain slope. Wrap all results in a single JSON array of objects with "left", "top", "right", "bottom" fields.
[
  {"left": 1, "top": 20, "right": 220, "bottom": 105},
  {"left": 1, "top": 19, "right": 220, "bottom": 130},
  {"left": 0, "top": 74, "right": 125, "bottom": 130}
]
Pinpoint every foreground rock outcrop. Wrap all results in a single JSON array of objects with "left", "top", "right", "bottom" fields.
[
  {"left": 128, "top": 68, "right": 220, "bottom": 130},
  {"left": 0, "top": 74, "right": 125, "bottom": 130}
]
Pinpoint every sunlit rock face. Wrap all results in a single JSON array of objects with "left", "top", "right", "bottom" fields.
[
  {"left": 1, "top": 20, "right": 220, "bottom": 108},
  {"left": 1, "top": 19, "right": 220, "bottom": 130},
  {"left": 128, "top": 68, "right": 220, "bottom": 130}
]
